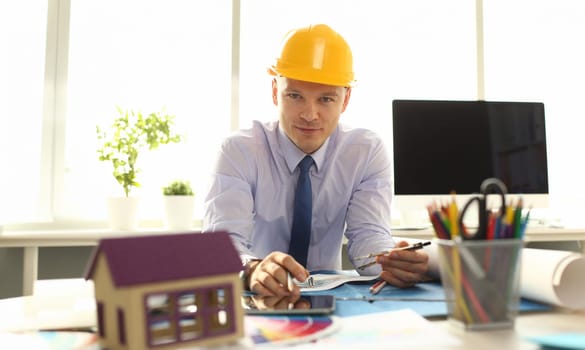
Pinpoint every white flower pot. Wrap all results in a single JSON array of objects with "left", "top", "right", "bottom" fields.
[
  {"left": 163, "top": 195, "right": 195, "bottom": 231},
  {"left": 107, "top": 196, "right": 140, "bottom": 231}
]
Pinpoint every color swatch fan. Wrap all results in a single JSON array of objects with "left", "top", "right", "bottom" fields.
[{"left": 245, "top": 315, "right": 340, "bottom": 346}]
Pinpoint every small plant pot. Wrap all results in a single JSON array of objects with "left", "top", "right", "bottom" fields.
[
  {"left": 107, "top": 196, "right": 140, "bottom": 231},
  {"left": 163, "top": 195, "right": 195, "bottom": 231}
]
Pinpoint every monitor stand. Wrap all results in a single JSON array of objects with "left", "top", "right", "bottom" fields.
[{"left": 395, "top": 209, "right": 432, "bottom": 229}]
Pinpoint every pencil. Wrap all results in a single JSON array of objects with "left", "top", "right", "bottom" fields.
[
  {"left": 286, "top": 272, "right": 294, "bottom": 293},
  {"left": 370, "top": 280, "right": 387, "bottom": 295},
  {"left": 449, "top": 191, "right": 459, "bottom": 237}
]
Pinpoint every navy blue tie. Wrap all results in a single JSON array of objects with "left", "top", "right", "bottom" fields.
[{"left": 288, "top": 155, "right": 314, "bottom": 267}]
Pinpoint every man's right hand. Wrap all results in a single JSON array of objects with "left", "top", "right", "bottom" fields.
[{"left": 248, "top": 252, "right": 310, "bottom": 297}]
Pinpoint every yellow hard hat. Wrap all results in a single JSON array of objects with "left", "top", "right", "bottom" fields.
[{"left": 268, "top": 24, "right": 355, "bottom": 87}]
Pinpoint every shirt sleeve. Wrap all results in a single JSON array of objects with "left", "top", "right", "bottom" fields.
[
  {"left": 344, "top": 136, "right": 396, "bottom": 275},
  {"left": 202, "top": 137, "right": 258, "bottom": 259}
]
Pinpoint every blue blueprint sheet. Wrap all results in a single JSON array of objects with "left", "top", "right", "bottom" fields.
[{"left": 302, "top": 271, "right": 551, "bottom": 318}]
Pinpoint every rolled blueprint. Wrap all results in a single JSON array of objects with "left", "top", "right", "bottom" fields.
[{"left": 520, "top": 248, "right": 585, "bottom": 309}]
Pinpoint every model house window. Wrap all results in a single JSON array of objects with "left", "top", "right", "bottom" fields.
[
  {"left": 177, "top": 291, "right": 202, "bottom": 341},
  {"left": 97, "top": 302, "right": 105, "bottom": 337},
  {"left": 209, "top": 287, "right": 231, "bottom": 331},
  {"left": 146, "top": 293, "right": 177, "bottom": 345},
  {"left": 117, "top": 308, "right": 127, "bottom": 345},
  {"left": 145, "top": 285, "right": 234, "bottom": 346}
]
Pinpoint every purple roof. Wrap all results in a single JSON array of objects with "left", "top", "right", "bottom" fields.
[{"left": 84, "top": 231, "right": 242, "bottom": 287}]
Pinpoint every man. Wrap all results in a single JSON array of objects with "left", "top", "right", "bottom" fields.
[{"left": 203, "top": 24, "right": 429, "bottom": 298}]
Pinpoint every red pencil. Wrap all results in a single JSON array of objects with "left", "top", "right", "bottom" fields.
[{"left": 369, "top": 280, "right": 387, "bottom": 295}]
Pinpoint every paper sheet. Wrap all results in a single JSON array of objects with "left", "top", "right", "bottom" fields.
[{"left": 295, "top": 273, "right": 378, "bottom": 292}]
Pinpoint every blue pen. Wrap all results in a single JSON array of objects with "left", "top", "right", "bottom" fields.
[{"left": 495, "top": 216, "right": 503, "bottom": 239}]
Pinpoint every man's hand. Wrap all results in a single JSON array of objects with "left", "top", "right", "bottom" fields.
[
  {"left": 248, "top": 252, "right": 310, "bottom": 296},
  {"left": 376, "top": 240, "right": 430, "bottom": 288}
]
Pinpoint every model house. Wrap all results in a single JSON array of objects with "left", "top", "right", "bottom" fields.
[{"left": 84, "top": 231, "right": 244, "bottom": 350}]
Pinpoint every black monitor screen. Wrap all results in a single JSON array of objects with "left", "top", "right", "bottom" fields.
[{"left": 392, "top": 100, "right": 549, "bottom": 195}]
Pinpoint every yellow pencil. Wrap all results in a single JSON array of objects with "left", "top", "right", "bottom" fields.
[
  {"left": 449, "top": 191, "right": 459, "bottom": 237},
  {"left": 505, "top": 200, "right": 515, "bottom": 225}
]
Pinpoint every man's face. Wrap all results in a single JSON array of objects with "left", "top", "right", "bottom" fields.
[{"left": 272, "top": 77, "right": 351, "bottom": 154}]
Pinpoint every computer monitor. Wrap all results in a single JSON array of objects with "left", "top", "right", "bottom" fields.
[{"left": 391, "top": 99, "right": 549, "bottom": 226}]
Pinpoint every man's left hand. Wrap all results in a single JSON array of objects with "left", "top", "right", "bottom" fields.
[{"left": 375, "top": 240, "right": 430, "bottom": 288}]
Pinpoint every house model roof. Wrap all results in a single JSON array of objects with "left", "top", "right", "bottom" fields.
[{"left": 84, "top": 231, "right": 242, "bottom": 287}]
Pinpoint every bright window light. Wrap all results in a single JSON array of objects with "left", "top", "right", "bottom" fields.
[
  {"left": 62, "top": 0, "right": 232, "bottom": 222},
  {"left": 483, "top": 0, "right": 585, "bottom": 208},
  {"left": 239, "top": 0, "right": 477, "bottom": 142},
  {"left": 3, "top": 0, "right": 584, "bottom": 227},
  {"left": 0, "top": 1, "right": 47, "bottom": 224}
]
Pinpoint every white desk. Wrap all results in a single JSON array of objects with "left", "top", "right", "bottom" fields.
[
  {"left": 1, "top": 226, "right": 585, "bottom": 296},
  {"left": 432, "top": 309, "right": 585, "bottom": 349}
]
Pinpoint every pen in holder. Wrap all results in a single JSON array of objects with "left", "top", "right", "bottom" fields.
[{"left": 429, "top": 178, "right": 526, "bottom": 330}]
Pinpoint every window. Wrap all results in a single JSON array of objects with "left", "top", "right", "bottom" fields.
[
  {"left": 4, "top": 1, "right": 584, "bottom": 228},
  {"left": 97, "top": 301, "right": 105, "bottom": 337},
  {"left": 146, "top": 293, "right": 178, "bottom": 345},
  {"left": 177, "top": 291, "right": 202, "bottom": 341},
  {"left": 0, "top": 1, "right": 48, "bottom": 224},
  {"left": 208, "top": 287, "right": 231, "bottom": 331},
  {"left": 62, "top": 0, "right": 233, "bottom": 222},
  {"left": 483, "top": 0, "right": 585, "bottom": 205},
  {"left": 117, "top": 308, "right": 127, "bottom": 345},
  {"left": 145, "top": 285, "right": 234, "bottom": 346},
  {"left": 240, "top": 0, "right": 477, "bottom": 144}
]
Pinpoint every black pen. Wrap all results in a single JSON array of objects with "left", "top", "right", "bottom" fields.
[
  {"left": 396, "top": 240, "right": 432, "bottom": 251},
  {"left": 356, "top": 241, "right": 432, "bottom": 270},
  {"left": 356, "top": 241, "right": 431, "bottom": 260}
]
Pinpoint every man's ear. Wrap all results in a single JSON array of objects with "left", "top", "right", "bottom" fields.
[
  {"left": 271, "top": 79, "right": 278, "bottom": 106},
  {"left": 341, "top": 87, "right": 352, "bottom": 113}
]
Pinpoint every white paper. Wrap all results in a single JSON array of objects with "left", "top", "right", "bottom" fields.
[
  {"left": 291, "top": 309, "right": 460, "bottom": 349},
  {"left": 295, "top": 273, "right": 378, "bottom": 292},
  {"left": 520, "top": 248, "right": 585, "bottom": 309}
]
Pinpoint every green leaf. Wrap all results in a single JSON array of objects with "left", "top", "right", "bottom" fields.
[{"left": 96, "top": 106, "right": 182, "bottom": 196}]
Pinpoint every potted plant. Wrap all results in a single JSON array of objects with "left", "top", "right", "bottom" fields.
[
  {"left": 162, "top": 180, "right": 196, "bottom": 231},
  {"left": 97, "top": 106, "right": 181, "bottom": 230}
]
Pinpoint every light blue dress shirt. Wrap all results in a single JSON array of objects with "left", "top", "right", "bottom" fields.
[{"left": 203, "top": 120, "right": 395, "bottom": 274}]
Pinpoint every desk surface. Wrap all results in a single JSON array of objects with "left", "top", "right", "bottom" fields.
[
  {"left": 0, "top": 292, "right": 583, "bottom": 349},
  {"left": 1, "top": 278, "right": 584, "bottom": 349},
  {"left": 434, "top": 309, "right": 585, "bottom": 350}
]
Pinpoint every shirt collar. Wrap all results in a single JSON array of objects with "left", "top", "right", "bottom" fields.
[{"left": 277, "top": 122, "right": 331, "bottom": 174}]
